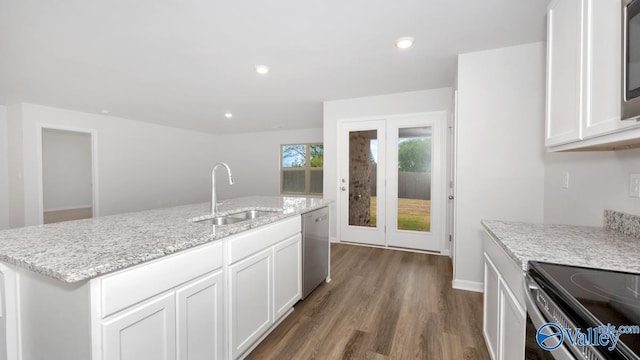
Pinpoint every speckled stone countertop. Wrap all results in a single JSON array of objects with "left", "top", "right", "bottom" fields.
[
  {"left": 0, "top": 196, "right": 332, "bottom": 283},
  {"left": 481, "top": 219, "right": 640, "bottom": 274}
]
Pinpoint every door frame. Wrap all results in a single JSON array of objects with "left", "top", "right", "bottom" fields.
[
  {"left": 36, "top": 124, "right": 99, "bottom": 225},
  {"left": 336, "top": 111, "right": 449, "bottom": 253},
  {"left": 449, "top": 91, "right": 459, "bottom": 267}
]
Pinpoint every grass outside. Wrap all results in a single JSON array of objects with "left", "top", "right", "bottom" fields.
[{"left": 370, "top": 197, "right": 431, "bottom": 232}]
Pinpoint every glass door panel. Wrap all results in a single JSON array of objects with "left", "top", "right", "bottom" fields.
[
  {"left": 348, "top": 130, "right": 378, "bottom": 228},
  {"left": 396, "top": 127, "right": 432, "bottom": 233}
]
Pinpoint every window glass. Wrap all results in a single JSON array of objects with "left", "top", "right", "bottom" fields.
[
  {"left": 310, "top": 170, "right": 323, "bottom": 194},
  {"left": 282, "top": 145, "right": 306, "bottom": 168},
  {"left": 282, "top": 170, "right": 306, "bottom": 193},
  {"left": 310, "top": 144, "right": 324, "bottom": 168}
]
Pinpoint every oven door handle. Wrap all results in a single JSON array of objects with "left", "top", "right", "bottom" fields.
[
  {"left": 524, "top": 275, "right": 577, "bottom": 360},
  {"left": 524, "top": 275, "right": 548, "bottom": 329}
]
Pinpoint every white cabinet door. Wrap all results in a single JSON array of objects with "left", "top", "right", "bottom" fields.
[
  {"left": 546, "top": 0, "right": 584, "bottom": 146},
  {"left": 498, "top": 281, "right": 526, "bottom": 360},
  {"left": 0, "top": 264, "right": 17, "bottom": 360},
  {"left": 229, "top": 249, "right": 273, "bottom": 359},
  {"left": 102, "top": 292, "right": 176, "bottom": 360},
  {"left": 0, "top": 271, "right": 5, "bottom": 360},
  {"left": 273, "top": 234, "right": 301, "bottom": 320},
  {"left": 582, "top": 0, "right": 637, "bottom": 138},
  {"left": 176, "top": 270, "right": 224, "bottom": 360},
  {"left": 483, "top": 254, "right": 500, "bottom": 360}
]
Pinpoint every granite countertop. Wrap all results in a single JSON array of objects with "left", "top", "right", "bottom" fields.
[
  {"left": 0, "top": 196, "right": 332, "bottom": 283},
  {"left": 482, "top": 216, "right": 640, "bottom": 274}
]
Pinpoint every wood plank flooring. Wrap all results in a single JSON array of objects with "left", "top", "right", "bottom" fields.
[
  {"left": 43, "top": 207, "right": 92, "bottom": 224},
  {"left": 246, "top": 243, "right": 490, "bottom": 360}
]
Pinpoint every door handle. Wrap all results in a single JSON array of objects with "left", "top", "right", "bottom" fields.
[{"left": 448, "top": 195, "right": 454, "bottom": 200}]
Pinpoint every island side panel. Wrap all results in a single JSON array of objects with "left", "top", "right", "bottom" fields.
[{"left": 17, "top": 268, "right": 91, "bottom": 360}]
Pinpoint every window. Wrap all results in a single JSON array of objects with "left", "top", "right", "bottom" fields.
[{"left": 281, "top": 143, "right": 323, "bottom": 195}]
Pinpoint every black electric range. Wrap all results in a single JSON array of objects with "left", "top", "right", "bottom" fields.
[{"left": 528, "top": 261, "right": 640, "bottom": 360}]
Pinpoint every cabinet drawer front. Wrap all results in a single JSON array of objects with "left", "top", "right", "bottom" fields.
[
  {"left": 100, "top": 242, "right": 223, "bottom": 318},
  {"left": 228, "top": 216, "right": 301, "bottom": 264}
]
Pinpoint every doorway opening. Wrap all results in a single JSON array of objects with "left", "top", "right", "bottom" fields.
[{"left": 41, "top": 128, "right": 95, "bottom": 224}]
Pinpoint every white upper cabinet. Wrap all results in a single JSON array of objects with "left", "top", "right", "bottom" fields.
[
  {"left": 583, "top": 0, "right": 630, "bottom": 137},
  {"left": 546, "top": 0, "right": 640, "bottom": 151},
  {"left": 546, "top": 0, "right": 583, "bottom": 146}
]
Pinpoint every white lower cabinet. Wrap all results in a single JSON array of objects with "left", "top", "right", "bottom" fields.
[
  {"left": 0, "top": 270, "right": 6, "bottom": 360},
  {"left": 177, "top": 271, "right": 224, "bottom": 360},
  {"left": 96, "top": 240, "right": 225, "bottom": 360},
  {"left": 483, "top": 232, "right": 526, "bottom": 360},
  {"left": 228, "top": 230, "right": 302, "bottom": 359},
  {"left": 499, "top": 281, "right": 525, "bottom": 360},
  {"left": 8, "top": 215, "right": 304, "bottom": 360},
  {"left": 229, "top": 249, "right": 273, "bottom": 359},
  {"left": 103, "top": 292, "right": 177, "bottom": 360},
  {"left": 0, "top": 264, "right": 18, "bottom": 360},
  {"left": 483, "top": 255, "right": 500, "bottom": 360},
  {"left": 273, "top": 235, "right": 302, "bottom": 320},
  {"left": 101, "top": 269, "right": 225, "bottom": 360}
]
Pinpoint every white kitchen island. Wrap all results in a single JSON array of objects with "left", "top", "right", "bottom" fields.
[{"left": 0, "top": 196, "right": 331, "bottom": 360}]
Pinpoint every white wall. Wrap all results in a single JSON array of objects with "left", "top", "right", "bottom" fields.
[
  {"left": 212, "top": 128, "right": 323, "bottom": 199},
  {"left": 0, "top": 106, "right": 9, "bottom": 230},
  {"left": 7, "top": 105, "right": 25, "bottom": 228},
  {"left": 455, "top": 42, "right": 546, "bottom": 291},
  {"left": 544, "top": 148, "right": 640, "bottom": 225},
  {"left": 42, "top": 129, "right": 92, "bottom": 211},
  {"left": 10, "top": 103, "right": 219, "bottom": 227},
  {"left": 323, "top": 88, "right": 454, "bottom": 240}
]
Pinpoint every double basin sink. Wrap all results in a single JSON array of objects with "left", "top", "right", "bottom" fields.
[{"left": 193, "top": 209, "right": 278, "bottom": 226}]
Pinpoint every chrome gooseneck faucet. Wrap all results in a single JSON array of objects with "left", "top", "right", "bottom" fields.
[{"left": 211, "top": 162, "right": 234, "bottom": 215}]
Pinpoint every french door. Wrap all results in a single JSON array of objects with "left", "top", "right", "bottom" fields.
[
  {"left": 339, "top": 120, "right": 387, "bottom": 246},
  {"left": 338, "top": 113, "right": 446, "bottom": 252}
]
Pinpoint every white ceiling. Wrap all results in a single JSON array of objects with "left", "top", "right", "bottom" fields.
[{"left": 0, "top": 0, "right": 550, "bottom": 134}]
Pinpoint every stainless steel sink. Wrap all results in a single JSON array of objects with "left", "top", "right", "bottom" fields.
[{"left": 193, "top": 209, "right": 278, "bottom": 226}]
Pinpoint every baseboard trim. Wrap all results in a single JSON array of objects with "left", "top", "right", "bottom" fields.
[
  {"left": 43, "top": 205, "right": 92, "bottom": 212},
  {"left": 330, "top": 236, "right": 338, "bottom": 243},
  {"left": 452, "top": 278, "right": 483, "bottom": 293}
]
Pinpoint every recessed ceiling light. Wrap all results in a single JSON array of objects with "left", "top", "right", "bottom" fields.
[
  {"left": 255, "top": 65, "right": 269, "bottom": 75},
  {"left": 224, "top": 112, "right": 233, "bottom": 118},
  {"left": 395, "top": 37, "right": 414, "bottom": 49}
]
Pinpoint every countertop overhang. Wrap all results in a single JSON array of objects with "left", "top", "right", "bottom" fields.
[
  {"left": 481, "top": 219, "right": 640, "bottom": 274},
  {"left": 0, "top": 196, "right": 332, "bottom": 283}
]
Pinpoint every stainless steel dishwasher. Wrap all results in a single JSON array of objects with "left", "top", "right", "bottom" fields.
[{"left": 301, "top": 207, "right": 329, "bottom": 300}]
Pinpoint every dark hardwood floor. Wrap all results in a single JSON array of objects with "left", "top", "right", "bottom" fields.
[{"left": 246, "top": 243, "right": 490, "bottom": 360}]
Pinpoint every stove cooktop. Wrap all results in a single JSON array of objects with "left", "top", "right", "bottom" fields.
[{"left": 529, "top": 261, "right": 640, "bottom": 360}]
